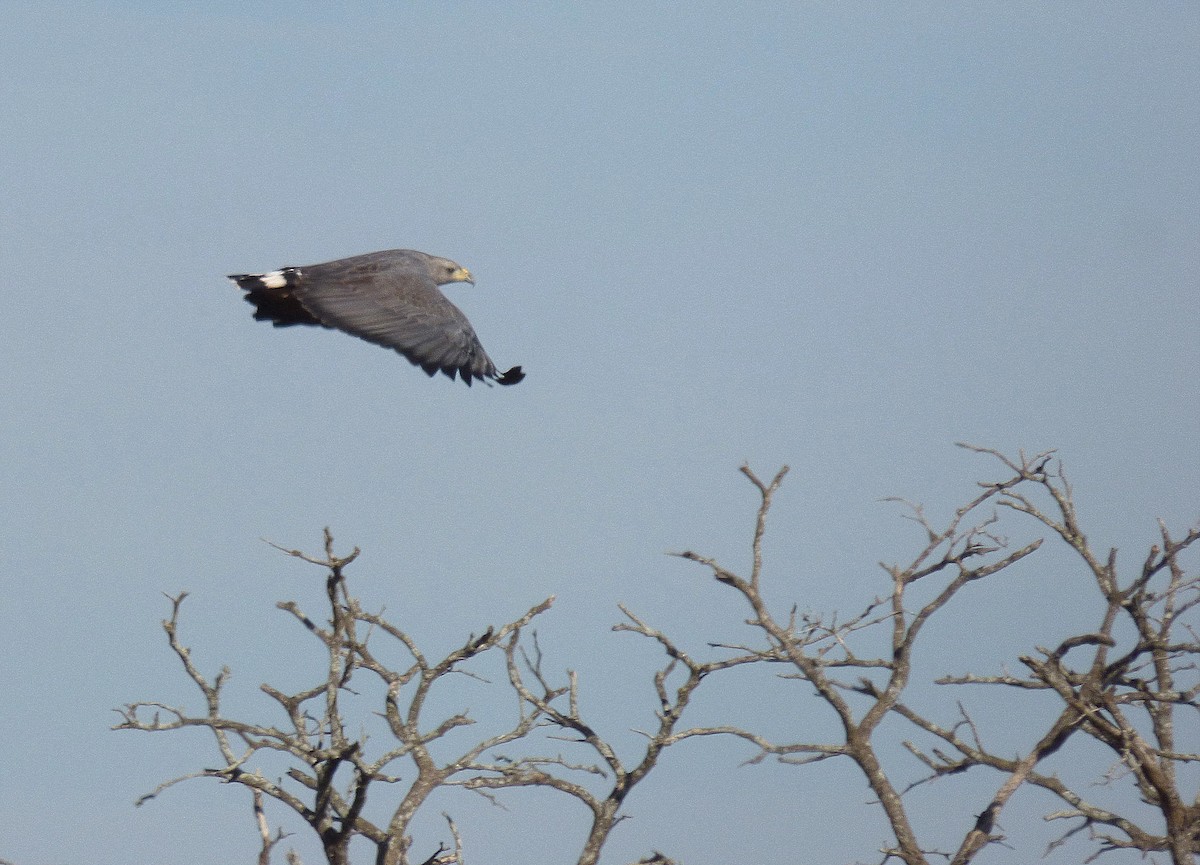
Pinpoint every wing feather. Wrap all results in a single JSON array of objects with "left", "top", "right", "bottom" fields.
[{"left": 291, "top": 261, "right": 500, "bottom": 383}]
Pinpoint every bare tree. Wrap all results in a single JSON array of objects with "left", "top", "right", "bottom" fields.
[
  {"left": 678, "top": 446, "right": 1199, "bottom": 865},
  {"left": 118, "top": 448, "right": 1198, "bottom": 864},
  {"left": 115, "top": 530, "right": 746, "bottom": 865},
  {"left": 116, "top": 531, "right": 556, "bottom": 865}
]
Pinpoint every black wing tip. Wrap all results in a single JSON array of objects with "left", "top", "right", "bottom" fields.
[
  {"left": 421, "top": 365, "right": 522, "bottom": 387},
  {"left": 495, "top": 365, "right": 525, "bottom": 386}
]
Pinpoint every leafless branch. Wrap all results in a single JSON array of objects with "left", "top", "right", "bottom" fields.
[
  {"left": 675, "top": 450, "right": 1199, "bottom": 865},
  {"left": 118, "top": 450, "right": 1198, "bottom": 865}
]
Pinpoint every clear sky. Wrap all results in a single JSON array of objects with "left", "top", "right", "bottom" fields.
[{"left": 1, "top": 3, "right": 1197, "bottom": 864}]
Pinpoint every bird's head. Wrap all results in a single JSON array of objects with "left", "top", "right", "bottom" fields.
[{"left": 430, "top": 256, "right": 475, "bottom": 286}]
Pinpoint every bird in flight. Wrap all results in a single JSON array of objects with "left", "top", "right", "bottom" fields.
[{"left": 228, "top": 249, "right": 524, "bottom": 386}]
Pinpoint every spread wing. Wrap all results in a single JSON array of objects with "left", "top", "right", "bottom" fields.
[
  {"left": 229, "top": 251, "right": 524, "bottom": 386},
  {"left": 293, "top": 259, "right": 509, "bottom": 386}
]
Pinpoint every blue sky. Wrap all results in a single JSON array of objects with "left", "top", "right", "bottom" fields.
[{"left": 1, "top": 3, "right": 1197, "bottom": 864}]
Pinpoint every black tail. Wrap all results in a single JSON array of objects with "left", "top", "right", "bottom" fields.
[
  {"left": 228, "top": 273, "right": 260, "bottom": 290},
  {"left": 227, "top": 271, "right": 320, "bottom": 327}
]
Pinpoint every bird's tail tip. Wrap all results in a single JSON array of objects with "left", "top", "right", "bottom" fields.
[{"left": 228, "top": 269, "right": 297, "bottom": 291}]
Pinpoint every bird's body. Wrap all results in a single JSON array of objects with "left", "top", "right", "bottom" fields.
[{"left": 228, "top": 249, "right": 524, "bottom": 386}]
